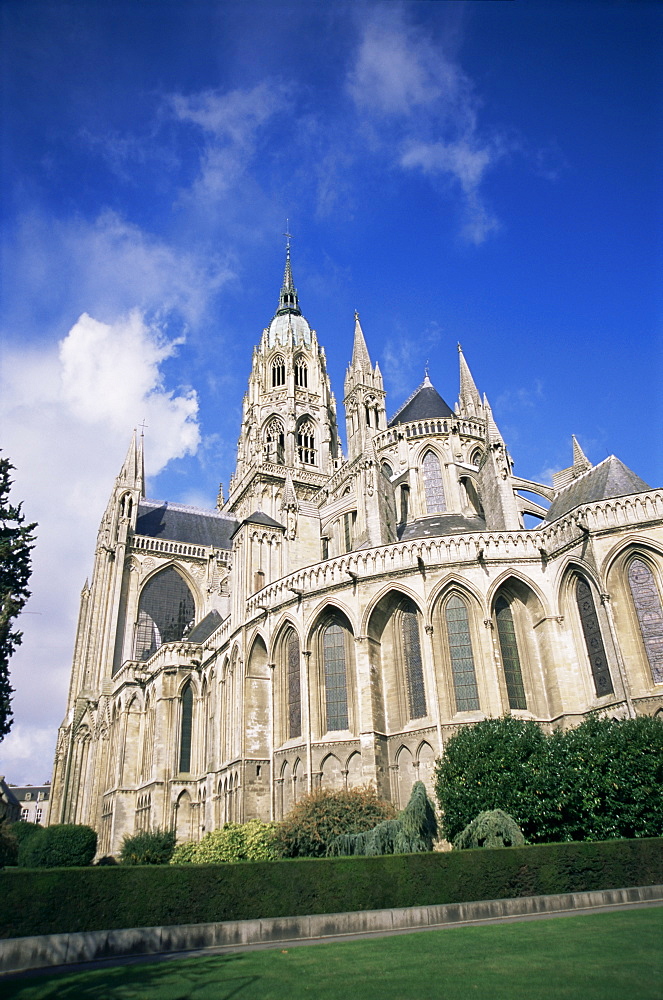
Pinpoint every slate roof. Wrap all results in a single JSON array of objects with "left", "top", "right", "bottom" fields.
[
  {"left": 230, "top": 510, "right": 286, "bottom": 539},
  {"left": 543, "top": 455, "right": 651, "bottom": 524},
  {"left": 135, "top": 501, "right": 238, "bottom": 550},
  {"left": 186, "top": 609, "right": 224, "bottom": 644},
  {"left": 388, "top": 377, "right": 454, "bottom": 427},
  {"left": 398, "top": 513, "right": 486, "bottom": 540}
]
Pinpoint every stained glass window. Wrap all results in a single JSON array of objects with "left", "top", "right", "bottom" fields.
[
  {"left": 135, "top": 568, "right": 195, "bottom": 662},
  {"left": 179, "top": 683, "right": 193, "bottom": 773},
  {"left": 294, "top": 358, "right": 308, "bottom": 388},
  {"left": 297, "top": 419, "right": 316, "bottom": 465},
  {"left": 628, "top": 559, "right": 663, "bottom": 684},
  {"left": 445, "top": 596, "right": 480, "bottom": 711},
  {"left": 422, "top": 451, "right": 446, "bottom": 514},
  {"left": 287, "top": 631, "right": 302, "bottom": 738},
  {"left": 401, "top": 605, "right": 427, "bottom": 719},
  {"left": 323, "top": 623, "right": 349, "bottom": 731},
  {"left": 575, "top": 576, "right": 614, "bottom": 696},
  {"left": 495, "top": 596, "right": 527, "bottom": 709}
]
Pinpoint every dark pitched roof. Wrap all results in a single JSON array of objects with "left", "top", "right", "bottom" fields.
[
  {"left": 230, "top": 510, "right": 285, "bottom": 539},
  {"left": 186, "top": 609, "right": 224, "bottom": 644},
  {"left": 398, "top": 513, "right": 486, "bottom": 540},
  {"left": 135, "top": 501, "right": 238, "bottom": 550},
  {"left": 543, "top": 455, "right": 651, "bottom": 524},
  {"left": 388, "top": 377, "right": 454, "bottom": 427}
]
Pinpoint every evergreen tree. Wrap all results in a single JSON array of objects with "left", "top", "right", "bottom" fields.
[{"left": 0, "top": 457, "right": 37, "bottom": 740}]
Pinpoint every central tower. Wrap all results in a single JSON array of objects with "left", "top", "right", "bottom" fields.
[{"left": 226, "top": 243, "right": 340, "bottom": 524}]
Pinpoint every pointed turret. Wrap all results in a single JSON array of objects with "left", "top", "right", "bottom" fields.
[
  {"left": 572, "top": 435, "right": 592, "bottom": 473},
  {"left": 276, "top": 240, "right": 301, "bottom": 316},
  {"left": 552, "top": 435, "right": 594, "bottom": 490},
  {"left": 483, "top": 395, "right": 504, "bottom": 448},
  {"left": 117, "top": 429, "right": 145, "bottom": 495},
  {"left": 351, "top": 311, "right": 372, "bottom": 372},
  {"left": 281, "top": 471, "right": 299, "bottom": 511},
  {"left": 458, "top": 344, "right": 482, "bottom": 416}
]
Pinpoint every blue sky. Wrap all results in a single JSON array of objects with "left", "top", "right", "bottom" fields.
[{"left": 1, "top": 1, "right": 661, "bottom": 782}]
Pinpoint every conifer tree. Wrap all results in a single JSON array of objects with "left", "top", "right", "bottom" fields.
[{"left": 0, "top": 456, "right": 37, "bottom": 740}]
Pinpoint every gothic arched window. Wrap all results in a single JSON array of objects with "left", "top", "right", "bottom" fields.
[
  {"left": 135, "top": 567, "right": 195, "bottom": 662},
  {"left": 272, "top": 355, "right": 286, "bottom": 387},
  {"left": 422, "top": 450, "right": 446, "bottom": 514},
  {"left": 264, "top": 417, "right": 285, "bottom": 465},
  {"left": 294, "top": 357, "right": 308, "bottom": 388},
  {"left": 400, "top": 484, "right": 410, "bottom": 524},
  {"left": 627, "top": 558, "right": 663, "bottom": 685},
  {"left": 179, "top": 683, "right": 193, "bottom": 773},
  {"left": 445, "top": 595, "right": 480, "bottom": 711},
  {"left": 297, "top": 419, "right": 316, "bottom": 465},
  {"left": 575, "top": 576, "right": 614, "bottom": 696},
  {"left": 286, "top": 630, "right": 302, "bottom": 739},
  {"left": 323, "top": 622, "right": 349, "bottom": 731},
  {"left": 401, "top": 603, "right": 427, "bottom": 719},
  {"left": 495, "top": 596, "right": 527, "bottom": 709}
]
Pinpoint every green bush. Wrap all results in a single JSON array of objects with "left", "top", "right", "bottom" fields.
[
  {"left": 0, "top": 826, "right": 18, "bottom": 867},
  {"left": 170, "top": 840, "right": 198, "bottom": 864},
  {"left": 8, "top": 821, "right": 43, "bottom": 846},
  {"left": 328, "top": 781, "right": 438, "bottom": 856},
  {"left": 435, "top": 714, "right": 663, "bottom": 844},
  {"left": 454, "top": 810, "right": 526, "bottom": 849},
  {"left": 186, "top": 820, "right": 281, "bottom": 864},
  {"left": 120, "top": 829, "right": 176, "bottom": 865},
  {"left": 18, "top": 823, "right": 97, "bottom": 868},
  {"left": 278, "top": 786, "right": 396, "bottom": 858},
  {"left": 1, "top": 837, "right": 661, "bottom": 939}
]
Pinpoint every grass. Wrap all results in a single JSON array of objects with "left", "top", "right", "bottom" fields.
[{"left": 3, "top": 908, "right": 661, "bottom": 1000}]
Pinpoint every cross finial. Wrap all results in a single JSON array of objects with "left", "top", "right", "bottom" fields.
[
  {"left": 354, "top": 309, "right": 360, "bottom": 322},
  {"left": 424, "top": 359, "right": 429, "bottom": 377},
  {"left": 284, "top": 220, "right": 293, "bottom": 249},
  {"left": 139, "top": 419, "right": 148, "bottom": 437}
]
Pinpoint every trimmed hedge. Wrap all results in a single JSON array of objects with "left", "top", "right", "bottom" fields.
[{"left": 1, "top": 837, "right": 661, "bottom": 939}]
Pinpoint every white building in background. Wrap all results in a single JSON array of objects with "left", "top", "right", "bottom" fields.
[{"left": 49, "top": 247, "right": 663, "bottom": 854}]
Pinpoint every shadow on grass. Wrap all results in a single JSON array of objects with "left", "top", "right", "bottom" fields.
[{"left": 4, "top": 953, "right": 260, "bottom": 1000}]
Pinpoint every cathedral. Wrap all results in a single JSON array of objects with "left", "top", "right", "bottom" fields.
[{"left": 49, "top": 247, "right": 663, "bottom": 854}]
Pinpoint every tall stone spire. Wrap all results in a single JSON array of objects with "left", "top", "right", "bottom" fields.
[
  {"left": 572, "top": 435, "right": 592, "bottom": 472},
  {"left": 458, "top": 344, "right": 482, "bottom": 415},
  {"left": 351, "top": 311, "right": 372, "bottom": 372},
  {"left": 276, "top": 237, "right": 301, "bottom": 316},
  {"left": 117, "top": 428, "right": 145, "bottom": 496}
]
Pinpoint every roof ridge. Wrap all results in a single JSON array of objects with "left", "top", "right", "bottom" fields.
[
  {"left": 141, "top": 498, "right": 236, "bottom": 521},
  {"left": 388, "top": 378, "right": 430, "bottom": 424},
  {"left": 553, "top": 454, "right": 614, "bottom": 494}
]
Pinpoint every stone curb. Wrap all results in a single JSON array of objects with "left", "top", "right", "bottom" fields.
[{"left": 1, "top": 884, "right": 662, "bottom": 975}]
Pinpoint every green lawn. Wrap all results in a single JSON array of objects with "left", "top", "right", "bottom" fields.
[{"left": 3, "top": 908, "right": 661, "bottom": 1000}]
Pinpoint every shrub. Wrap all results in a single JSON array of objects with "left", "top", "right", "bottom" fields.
[
  {"left": 328, "top": 781, "right": 438, "bottom": 856},
  {"left": 170, "top": 840, "right": 198, "bottom": 865},
  {"left": 454, "top": 810, "right": 526, "bottom": 850},
  {"left": 0, "top": 826, "right": 18, "bottom": 867},
  {"left": 192, "top": 820, "right": 281, "bottom": 864},
  {"left": 120, "top": 829, "right": 176, "bottom": 865},
  {"left": 18, "top": 823, "right": 97, "bottom": 868},
  {"left": 435, "top": 714, "right": 663, "bottom": 844},
  {"left": 8, "top": 821, "right": 43, "bottom": 846},
  {"left": 277, "top": 786, "right": 396, "bottom": 858}
]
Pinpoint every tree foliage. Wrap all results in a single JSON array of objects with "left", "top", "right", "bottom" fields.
[
  {"left": 176, "top": 820, "right": 281, "bottom": 864},
  {"left": 120, "top": 829, "right": 176, "bottom": 865},
  {"left": 436, "top": 715, "right": 663, "bottom": 844},
  {"left": 328, "top": 781, "right": 438, "bottom": 856},
  {"left": 453, "top": 809, "right": 526, "bottom": 850},
  {"left": 0, "top": 456, "right": 37, "bottom": 740},
  {"left": 277, "top": 786, "right": 396, "bottom": 858}
]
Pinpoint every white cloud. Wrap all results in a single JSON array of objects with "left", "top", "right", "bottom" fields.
[{"left": 0, "top": 312, "right": 200, "bottom": 782}]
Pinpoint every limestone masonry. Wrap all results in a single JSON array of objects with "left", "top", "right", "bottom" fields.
[{"left": 50, "top": 247, "right": 663, "bottom": 854}]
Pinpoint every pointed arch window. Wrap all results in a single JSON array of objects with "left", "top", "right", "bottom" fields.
[
  {"left": 272, "top": 355, "right": 286, "bottom": 387},
  {"left": 575, "top": 576, "right": 614, "bottom": 696},
  {"left": 323, "top": 622, "right": 349, "bottom": 731},
  {"left": 294, "top": 357, "right": 308, "bottom": 388},
  {"left": 400, "top": 484, "right": 410, "bottom": 524},
  {"left": 179, "top": 683, "right": 193, "bottom": 773},
  {"left": 422, "top": 451, "right": 446, "bottom": 514},
  {"left": 495, "top": 596, "right": 527, "bottom": 709},
  {"left": 297, "top": 419, "right": 316, "bottom": 465},
  {"left": 264, "top": 417, "right": 285, "bottom": 465},
  {"left": 445, "top": 596, "right": 480, "bottom": 711},
  {"left": 286, "top": 631, "right": 302, "bottom": 739},
  {"left": 134, "top": 567, "right": 195, "bottom": 662},
  {"left": 627, "top": 559, "right": 663, "bottom": 684},
  {"left": 401, "top": 604, "right": 427, "bottom": 719}
]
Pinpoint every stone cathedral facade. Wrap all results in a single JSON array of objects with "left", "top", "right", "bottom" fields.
[{"left": 50, "top": 249, "right": 663, "bottom": 854}]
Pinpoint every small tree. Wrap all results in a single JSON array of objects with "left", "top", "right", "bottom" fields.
[
  {"left": 453, "top": 809, "right": 526, "bottom": 850},
  {"left": 328, "top": 781, "right": 438, "bottom": 856},
  {"left": 0, "top": 456, "right": 37, "bottom": 740},
  {"left": 120, "top": 829, "right": 176, "bottom": 865},
  {"left": 277, "top": 786, "right": 396, "bottom": 858}
]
